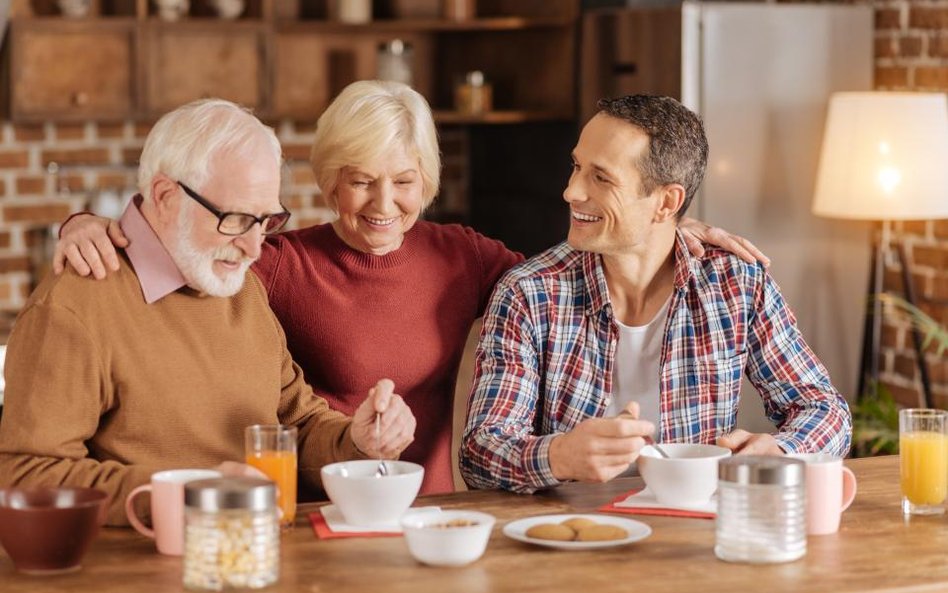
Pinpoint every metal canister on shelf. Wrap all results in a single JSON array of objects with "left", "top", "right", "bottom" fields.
[
  {"left": 183, "top": 477, "right": 279, "bottom": 591},
  {"left": 715, "top": 456, "right": 806, "bottom": 564},
  {"left": 376, "top": 39, "right": 414, "bottom": 87}
]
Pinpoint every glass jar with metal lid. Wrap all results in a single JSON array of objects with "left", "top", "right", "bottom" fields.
[
  {"left": 455, "top": 71, "right": 493, "bottom": 115},
  {"left": 376, "top": 39, "right": 414, "bottom": 87},
  {"left": 715, "top": 456, "right": 806, "bottom": 564},
  {"left": 183, "top": 477, "right": 279, "bottom": 590}
]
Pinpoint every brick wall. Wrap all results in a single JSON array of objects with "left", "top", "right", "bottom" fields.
[{"left": 873, "top": 0, "right": 948, "bottom": 407}]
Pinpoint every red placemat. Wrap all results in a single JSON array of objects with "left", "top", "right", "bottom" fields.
[
  {"left": 308, "top": 511, "right": 404, "bottom": 539},
  {"left": 598, "top": 488, "right": 715, "bottom": 520}
]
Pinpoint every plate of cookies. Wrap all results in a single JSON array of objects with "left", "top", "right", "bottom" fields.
[{"left": 502, "top": 514, "right": 652, "bottom": 550}]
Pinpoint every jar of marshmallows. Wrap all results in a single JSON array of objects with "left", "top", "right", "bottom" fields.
[{"left": 183, "top": 477, "right": 279, "bottom": 591}]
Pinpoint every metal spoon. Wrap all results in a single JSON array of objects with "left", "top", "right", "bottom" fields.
[
  {"left": 651, "top": 442, "right": 671, "bottom": 459},
  {"left": 616, "top": 410, "right": 668, "bottom": 457},
  {"left": 374, "top": 413, "right": 388, "bottom": 478}
]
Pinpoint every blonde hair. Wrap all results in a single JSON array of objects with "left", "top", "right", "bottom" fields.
[
  {"left": 310, "top": 80, "right": 441, "bottom": 208},
  {"left": 138, "top": 98, "right": 282, "bottom": 200}
]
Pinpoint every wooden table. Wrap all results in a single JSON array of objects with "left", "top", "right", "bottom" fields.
[{"left": 1, "top": 456, "right": 944, "bottom": 593}]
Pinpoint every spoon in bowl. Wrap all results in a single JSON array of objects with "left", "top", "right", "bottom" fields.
[
  {"left": 374, "top": 413, "right": 388, "bottom": 478},
  {"left": 616, "top": 409, "right": 669, "bottom": 458},
  {"left": 648, "top": 439, "right": 671, "bottom": 459}
]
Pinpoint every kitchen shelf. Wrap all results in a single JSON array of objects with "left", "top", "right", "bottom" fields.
[
  {"left": 6, "top": 0, "right": 579, "bottom": 124},
  {"left": 141, "top": 19, "right": 268, "bottom": 31},
  {"left": 275, "top": 16, "right": 574, "bottom": 33}
]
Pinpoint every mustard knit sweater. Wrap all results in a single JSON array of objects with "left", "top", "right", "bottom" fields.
[{"left": 0, "top": 254, "right": 362, "bottom": 525}]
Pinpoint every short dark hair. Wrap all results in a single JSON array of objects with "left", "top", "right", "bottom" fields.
[{"left": 596, "top": 95, "right": 708, "bottom": 218}]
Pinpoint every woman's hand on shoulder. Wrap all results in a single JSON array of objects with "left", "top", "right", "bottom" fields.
[
  {"left": 679, "top": 217, "right": 770, "bottom": 267},
  {"left": 53, "top": 214, "right": 129, "bottom": 279}
]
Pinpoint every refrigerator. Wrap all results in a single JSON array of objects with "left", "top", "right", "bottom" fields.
[{"left": 581, "top": 2, "right": 874, "bottom": 432}]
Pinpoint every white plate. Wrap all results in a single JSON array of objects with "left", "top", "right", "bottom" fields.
[{"left": 502, "top": 514, "right": 652, "bottom": 550}]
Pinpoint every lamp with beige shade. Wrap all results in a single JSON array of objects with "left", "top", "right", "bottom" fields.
[{"left": 812, "top": 92, "right": 948, "bottom": 407}]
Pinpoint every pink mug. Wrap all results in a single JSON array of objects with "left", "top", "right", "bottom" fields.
[
  {"left": 125, "top": 469, "right": 221, "bottom": 555},
  {"left": 789, "top": 453, "right": 857, "bottom": 535}
]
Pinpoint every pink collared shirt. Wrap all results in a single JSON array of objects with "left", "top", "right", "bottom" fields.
[{"left": 120, "top": 195, "right": 188, "bottom": 304}]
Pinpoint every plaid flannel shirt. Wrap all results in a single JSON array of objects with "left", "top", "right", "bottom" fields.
[{"left": 460, "top": 231, "right": 852, "bottom": 493}]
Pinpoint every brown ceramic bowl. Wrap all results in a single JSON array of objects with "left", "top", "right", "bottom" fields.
[{"left": 0, "top": 487, "right": 108, "bottom": 574}]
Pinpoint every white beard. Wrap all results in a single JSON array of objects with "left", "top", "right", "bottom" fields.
[{"left": 169, "top": 204, "right": 255, "bottom": 297}]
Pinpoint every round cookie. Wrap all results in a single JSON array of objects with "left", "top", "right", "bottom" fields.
[
  {"left": 525, "top": 523, "right": 576, "bottom": 541},
  {"left": 575, "top": 524, "right": 628, "bottom": 542},
  {"left": 560, "top": 517, "right": 598, "bottom": 532}
]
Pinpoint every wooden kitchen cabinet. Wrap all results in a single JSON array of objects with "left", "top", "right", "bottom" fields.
[
  {"left": 5, "top": 0, "right": 579, "bottom": 123},
  {"left": 141, "top": 22, "right": 267, "bottom": 115},
  {"left": 10, "top": 20, "right": 137, "bottom": 121}
]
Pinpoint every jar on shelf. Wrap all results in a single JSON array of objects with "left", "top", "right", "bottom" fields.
[
  {"left": 210, "top": 0, "right": 244, "bottom": 20},
  {"left": 442, "top": 0, "right": 475, "bottom": 20},
  {"left": 715, "top": 456, "right": 806, "bottom": 564},
  {"left": 153, "top": 0, "right": 189, "bottom": 21},
  {"left": 331, "top": 0, "right": 371, "bottom": 24},
  {"left": 376, "top": 40, "right": 414, "bottom": 87},
  {"left": 58, "top": 0, "right": 92, "bottom": 18},
  {"left": 454, "top": 71, "right": 492, "bottom": 115},
  {"left": 183, "top": 477, "right": 279, "bottom": 591}
]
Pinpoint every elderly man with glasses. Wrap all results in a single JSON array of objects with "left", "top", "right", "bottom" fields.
[{"left": 0, "top": 99, "right": 416, "bottom": 526}]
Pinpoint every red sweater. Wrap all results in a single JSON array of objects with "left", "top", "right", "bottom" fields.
[{"left": 254, "top": 222, "right": 522, "bottom": 494}]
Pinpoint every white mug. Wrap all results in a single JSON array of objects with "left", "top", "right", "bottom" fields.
[
  {"left": 211, "top": 0, "right": 244, "bottom": 19},
  {"left": 58, "top": 0, "right": 92, "bottom": 18},
  {"left": 155, "top": 0, "right": 189, "bottom": 21}
]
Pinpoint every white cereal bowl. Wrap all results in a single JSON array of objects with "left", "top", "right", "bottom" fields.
[
  {"left": 637, "top": 443, "right": 731, "bottom": 507},
  {"left": 321, "top": 460, "right": 424, "bottom": 526},
  {"left": 401, "top": 510, "right": 495, "bottom": 567}
]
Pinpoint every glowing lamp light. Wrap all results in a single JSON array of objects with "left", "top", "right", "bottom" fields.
[{"left": 812, "top": 92, "right": 948, "bottom": 221}]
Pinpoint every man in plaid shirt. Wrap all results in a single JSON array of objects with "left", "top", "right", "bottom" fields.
[{"left": 460, "top": 95, "right": 851, "bottom": 493}]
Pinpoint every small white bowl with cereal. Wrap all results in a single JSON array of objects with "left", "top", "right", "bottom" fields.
[{"left": 401, "top": 510, "right": 495, "bottom": 567}]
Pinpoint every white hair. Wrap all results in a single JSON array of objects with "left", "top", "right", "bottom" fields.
[
  {"left": 310, "top": 80, "right": 441, "bottom": 208},
  {"left": 137, "top": 98, "right": 282, "bottom": 199}
]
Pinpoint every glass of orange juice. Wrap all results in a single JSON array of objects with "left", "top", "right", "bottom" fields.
[
  {"left": 245, "top": 424, "right": 297, "bottom": 528},
  {"left": 900, "top": 409, "right": 948, "bottom": 515}
]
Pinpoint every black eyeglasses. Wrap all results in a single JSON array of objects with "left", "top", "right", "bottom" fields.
[{"left": 177, "top": 181, "right": 291, "bottom": 236}]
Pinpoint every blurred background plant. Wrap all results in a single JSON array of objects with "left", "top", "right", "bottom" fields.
[
  {"left": 878, "top": 293, "right": 947, "bottom": 358},
  {"left": 851, "top": 382, "right": 900, "bottom": 457},
  {"left": 850, "top": 293, "right": 947, "bottom": 458}
]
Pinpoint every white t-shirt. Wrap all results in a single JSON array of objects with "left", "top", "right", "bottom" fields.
[{"left": 605, "top": 296, "right": 671, "bottom": 432}]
